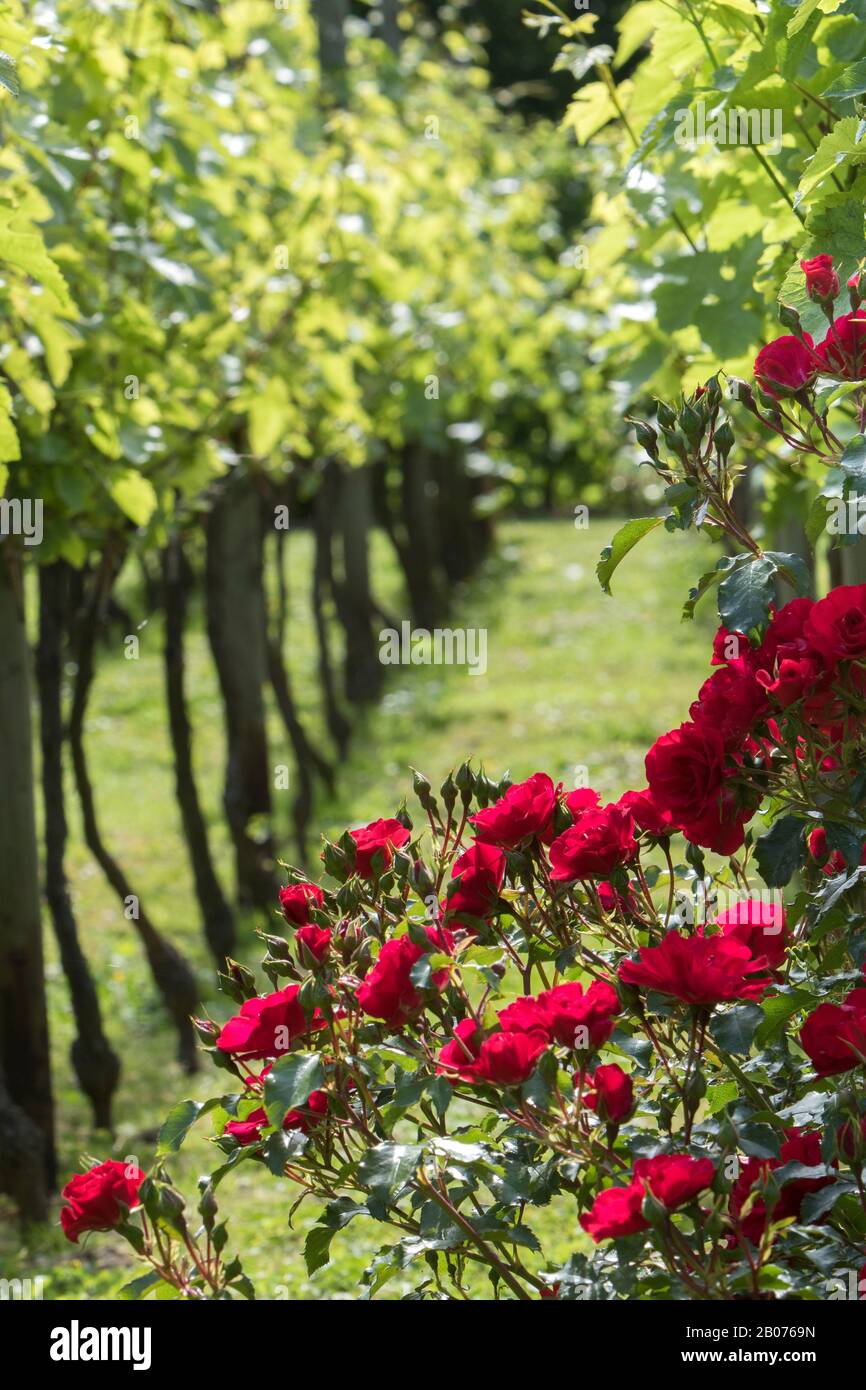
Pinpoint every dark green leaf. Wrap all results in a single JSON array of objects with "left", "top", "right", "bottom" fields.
[
  {"left": 718, "top": 556, "right": 777, "bottom": 634},
  {"left": 264, "top": 1053, "right": 325, "bottom": 1129},
  {"left": 118, "top": 1270, "right": 164, "bottom": 1301},
  {"left": 753, "top": 815, "right": 806, "bottom": 887},
  {"left": 800, "top": 1180, "right": 856, "bottom": 1223},
  {"left": 825, "top": 821, "right": 866, "bottom": 869},
  {"left": 157, "top": 1097, "right": 219, "bottom": 1155},
  {"left": 357, "top": 1142, "right": 422, "bottom": 1199},
  {"left": 304, "top": 1225, "right": 336, "bottom": 1277},
  {"left": 597, "top": 517, "right": 663, "bottom": 595},
  {"left": 709, "top": 1003, "right": 764, "bottom": 1056}
]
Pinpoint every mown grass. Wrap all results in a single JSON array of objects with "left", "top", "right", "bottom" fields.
[{"left": 0, "top": 515, "right": 718, "bottom": 1298}]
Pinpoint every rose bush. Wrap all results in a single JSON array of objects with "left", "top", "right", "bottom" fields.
[{"left": 70, "top": 258, "right": 866, "bottom": 1300}]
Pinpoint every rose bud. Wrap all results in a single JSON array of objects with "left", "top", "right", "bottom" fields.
[{"left": 801, "top": 254, "right": 839, "bottom": 304}]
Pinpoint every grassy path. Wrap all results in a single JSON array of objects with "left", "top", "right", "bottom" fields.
[{"left": 1, "top": 516, "right": 718, "bottom": 1297}]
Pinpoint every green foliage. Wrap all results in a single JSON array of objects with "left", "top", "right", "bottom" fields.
[
  {"left": 0, "top": 0, "right": 614, "bottom": 560},
  {"left": 544, "top": 0, "right": 866, "bottom": 542}
]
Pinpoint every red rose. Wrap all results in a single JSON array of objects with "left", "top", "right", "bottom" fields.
[
  {"left": 801, "top": 254, "right": 839, "bottom": 302},
  {"left": 597, "top": 879, "right": 639, "bottom": 915},
  {"left": 223, "top": 1109, "right": 270, "bottom": 1146},
  {"left": 499, "top": 979, "right": 619, "bottom": 1050},
  {"left": 469, "top": 772, "right": 557, "bottom": 848},
  {"left": 645, "top": 721, "right": 750, "bottom": 855},
  {"left": 617, "top": 787, "right": 672, "bottom": 837},
  {"left": 436, "top": 1019, "right": 546, "bottom": 1086},
  {"left": 761, "top": 600, "right": 817, "bottom": 658},
  {"left": 729, "top": 1129, "right": 833, "bottom": 1245},
  {"left": 689, "top": 665, "right": 767, "bottom": 744},
  {"left": 295, "top": 924, "right": 331, "bottom": 964},
  {"left": 815, "top": 312, "right": 866, "bottom": 379},
  {"left": 579, "top": 1181, "right": 648, "bottom": 1242},
  {"left": 545, "top": 979, "right": 620, "bottom": 1050},
  {"left": 548, "top": 804, "right": 636, "bottom": 882},
  {"left": 217, "top": 984, "right": 325, "bottom": 1060},
  {"left": 242, "top": 1062, "right": 273, "bottom": 1090},
  {"left": 444, "top": 841, "right": 505, "bottom": 921},
  {"left": 758, "top": 651, "right": 825, "bottom": 707},
  {"left": 350, "top": 818, "right": 411, "bottom": 879},
  {"left": 712, "top": 625, "right": 749, "bottom": 668},
  {"left": 619, "top": 929, "right": 772, "bottom": 1006},
  {"left": 754, "top": 334, "right": 816, "bottom": 398},
  {"left": 358, "top": 929, "right": 452, "bottom": 1028},
  {"left": 645, "top": 720, "right": 726, "bottom": 821},
  {"left": 580, "top": 1153, "right": 714, "bottom": 1243},
  {"left": 578, "top": 1062, "right": 634, "bottom": 1124},
  {"left": 678, "top": 801, "right": 752, "bottom": 855},
  {"left": 278, "top": 1094, "right": 327, "bottom": 1137},
  {"left": 808, "top": 826, "right": 846, "bottom": 877},
  {"left": 565, "top": 787, "right": 601, "bottom": 820},
  {"left": 475, "top": 1030, "right": 547, "bottom": 1085},
  {"left": 60, "top": 1160, "right": 145, "bottom": 1244},
  {"left": 495, "top": 994, "right": 550, "bottom": 1035},
  {"left": 437, "top": 1018, "right": 484, "bottom": 1082},
  {"left": 714, "top": 897, "right": 788, "bottom": 971},
  {"left": 804, "top": 584, "right": 866, "bottom": 663},
  {"left": 224, "top": 1089, "right": 328, "bottom": 1145},
  {"left": 633, "top": 1153, "right": 715, "bottom": 1209},
  {"left": 800, "top": 988, "right": 866, "bottom": 1076},
  {"left": 728, "top": 1155, "right": 773, "bottom": 1244},
  {"left": 278, "top": 882, "right": 324, "bottom": 926}
]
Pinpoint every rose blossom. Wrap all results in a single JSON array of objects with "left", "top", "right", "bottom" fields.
[
  {"left": 633, "top": 1154, "right": 716, "bottom": 1209},
  {"left": 350, "top": 817, "right": 411, "bottom": 878},
  {"left": 754, "top": 334, "right": 816, "bottom": 397},
  {"left": 61, "top": 1160, "right": 145, "bottom": 1244},
  {"left": 619, "top": 929, "right": 772, "bottom": 1006},
  {"left": 815, "top": 312, "right": 866, "bottom": 379},
  {"left": 217, "top": 984, "right": 325, "bottom": 1061},
  {"left": 469, "top": 771, "right": 558, "bottom": 847},
  {"left": 579, "top": 1182, "right": 648, "bottom": 1242},
  {"left": 808, "top": 826, "right": 846, "bottom": 876},
  {"left": 597, "top": 879, "right": 639, "bottom": 915},
  {"left": 577, "top": 1062, "right": 634, "bottom": 1124},
  {"left": 295, "top": 924, "right": 332, "bottom": 964},
  {"left": 617, "top": 787, "right": 672, "bottom": 837},
  {"left": 689, "top": 665, "right": 767, "bottom": 744},
  {"left": 278, "top": 882, "right": 324, "bottom": 926},
  {"left": 729, "top": 1129, "right": 834, "bottom": 1245},
  {"left": 800, "top": 985, "right": 866, "bottom": 1076},
  {"left": 645, "top": 721, "right": 751, "bottom": 855},
  {"left": 580, "top": 1154, "right": 714, "bottom": 1243},
  {"left": 358, "top": 928, "right": 453, "bottom": 1028},
  {"left": 548, "top": 804, "right": 636, "bottom": 881},
  {"left": 715, "top": 897, "right": 788, "bottom": 971},
  {"left": 565, "top": 787, "right": 601, "bottom": 820},
  {"left": 499, "top": 979, "right": 619, "bottom": 1050},
  {"left": 473, "top": 1030, "right": 547, "bottom": 1085},
  {"left": 801, "top": 254, "right": 839, "bottom": 302},
  {"left": 223, "top": 1090, "right": 328, "bottom": 1145},
  {"left": 747, "top": 598, "right": 827, "bottom": 707},
  {"left": 804, "top": 584, "right": 866, "bottom": 663},
  {"left": 436, "top": 1019, "right": 546, "bottom": 1086},
  {"left": 443, "top": 841, "right": 505, "bottom": 921}
]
